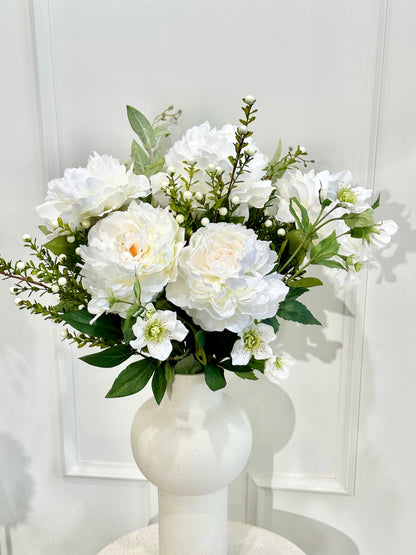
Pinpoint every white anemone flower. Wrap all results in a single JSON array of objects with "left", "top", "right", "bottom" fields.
[
  {"left": 37, "top": 153, "right": 151, "bottom": 230},
  {"left": 130, "top": 308, "right": 188, "bottom": 361},
  {"left": 231, "top": 323, "right": 276, "bottom": 366},
  {"left": 264, "top": 353, "right": 295, "bottom": 385},
  {"left": 325, "top": 171, "right": 372, "bottom": 213}
]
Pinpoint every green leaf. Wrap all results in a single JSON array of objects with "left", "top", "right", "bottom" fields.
[
  {"left": 143, "top": 158, "right": 165, "bottom": 178},
  {"left": 38, "top": 225, "right": 52, "bottom": 236},
  {"left": 285, "top": 286, "right": 309, "bottom": 301},
  {"left": 105, "top": 358, "right": 157, "bottom": 398},
  {"left": 164, "top": 360, "right": 175, "bottom": 385},
  {"left": 127, "top": 105, "right": 156, "bottom": 150},
  {"left": 133, "top": 278, "right": 141, "bottom": 304},
  {"left": 194, "top": 329, "right": 207, "bottom": 365},
  {"left": 290, "top": 197, "right": 310, "bottom": 233},
  {"left": 220, "top": 359, "right": 251, "bottom": 373},
  {"left": 291, "top": 277, "right": 323, "bottom": 288},
  {"left": 249, "top": 358, "right": 266, "bottom": 372},
  {"left": 318, "top": 259, "right": 346, "bottom": 269},
  {"left": 174, "top": 354, "right": 202, "bottom": 374},
  {"left": 204, "top": 364, "right": 227, "bottom": 391},
  {"left": 310, "top": 231, "right": 340, "bottom": 263},
  {"left": 152, "top": 365, "right": 168, "bottom": 405},
  {"left": 80, "top": 344, "right": 134, "bottom": 368},
  {"left": 371, "top": 193, "right": 381, "bottom": 210},
  {"left": 61, "top": 310, "right": 123, "bottom": 340},
  {"left": 44, "top": 235, "right": 76, "bottom": 260},
  {"left": 343, "top": 209, "right": 374, "bottom": 229},
  {"left": 277, "top": 299, "right": 321, "bottom": 326},
  {"left": 131, "top": 139, "right": 149, "bottom": 172},
  {"left": 270, "top": 139, "right": 283, "bottom": 165},
  {"left": 234, "top": 371, "right": 258, "bottom": 380}
]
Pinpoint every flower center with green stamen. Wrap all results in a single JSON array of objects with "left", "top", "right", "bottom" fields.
[
  {"left": 274, "top": 357, "right": 283, "bottom": 370},
  {"left": 144, "top": 320, "right": 166, "bottom": 343},
  {"left": 243, "top": 330, "right": 261, "bottom": 352},
  {"left": 337, "top": 187, "right": 357, "bottom": 204}
]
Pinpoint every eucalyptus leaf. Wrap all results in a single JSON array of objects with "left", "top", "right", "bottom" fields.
[
  {"left": 126, "top": 105, "right": 156, "bottom": 150},
  {"left": 143, "top": 158, "right": 165, "bottom": 178},
  {"left": 38, "top": 225, "right": 52, "bottom": 236}
]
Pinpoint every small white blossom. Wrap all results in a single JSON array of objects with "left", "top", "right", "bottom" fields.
[
  {"left": 51, "top": 284, "right": 60, "bottom": 293},
  {"left": 219, "top": 207, "right": 228, "bottom": 216},
  {"left": 264, "top": 219, "right": 272, "bottom": 228},
  {"left": 167, "top": 166, "right": 176, "bottom": 176},
  {"left": 183, "top": 190, "right": 192, "bottom": 200},
  {"left": 176, "top": 214, "right": 185, "bottom": 224},
  {"left": 277, "top": 228, "right": 286, "bottom": 236},
  {"left": 238, "top": 125, "right": 248, "bottom": 135},
  {"left": 130, "top": 309, "right": 188, "bottom": 361},
  {"left": 230, "top": 195, "right": 240, "bottom": 205},
  {"left": 231, "top": 324, "right": 276, "bottom": 366},
  {"left": 195, "top": 192, "right": 203, "bottom": 201},
  {"left": 60, "top": 328, "right": 68, "bottom": 338},
  {"left": 243, "top": 95, "right": 256, "bottom": 105},
  {"left": 58, "top": 277, "right": 67, "bottom": 286},
  {"left": 215, "top": 166, "right": 224, "bottom": 175},
  {"left": 81, "top": 219, "right": 91, "bottom": 228},
  {"left": 245, "top": 146, "right": 256, "bottom": 157},
  {"left": 16, "top": 262, "right": 25, "bottom": 271},
  {"left": 14, "top": 298, "right": 22, "bottom": 306},
  {"left": 22, "top": 234, "right": 31, "bottom": 242},
  {"left": 75, "top": 247, "right": 81, "bottom": 256},
  {"left": 264, "top": 353, "right": 295, "bottom": 385},
  {"left": 9, "top": 286, "right": 18, "bottom": 295},
  {"left": 58, "top": 254, "right": 67, "bottom": 263},
  {"left": 201, "top": 217, "right": 210, "bottom": 227},
  {"left": 67, "top": 236, "right": 75, "bottom": 243}
]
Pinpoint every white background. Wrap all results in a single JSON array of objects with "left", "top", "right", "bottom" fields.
[{"left": 0, "top": 1, "right": 415, "bottom": 554}]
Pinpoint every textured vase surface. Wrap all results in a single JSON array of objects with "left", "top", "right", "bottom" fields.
[{"left": 131, "top": 373, "right": 252, "bottom": 555}]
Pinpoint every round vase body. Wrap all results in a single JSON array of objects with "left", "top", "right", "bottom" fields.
[{"left": 131, "top": 373, "right": 252, "bottom": 555}]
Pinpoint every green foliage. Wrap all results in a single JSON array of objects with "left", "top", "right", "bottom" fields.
[
  {"left": 309, "top": 231, "right": 340, "bottom": 265},
  {"left": 80, "top": 344, "right": 134, "bottom": 368},
  {"left": 291, "top": 277, "right": 323, "bottom": 288},
  {"left": 61, "top": 310, "right": 123, "bottom": 341},
  {"left": 106, "top": 358, "right": 158, "bottom": 398},
  {"left": 152, "top": 365, "right": 168, "bottom": 404},
  {"left": 277, "top": 297, "right": 321, "bottom": 326},
  {"left": 174, "top": 354, "right": 202, "bottom": 374},
  {"left": 204, "top": 364, "right": 227, "bottom": 391},
  {"left": 127, "top": 105, "right": 156, "bottom": 150}
]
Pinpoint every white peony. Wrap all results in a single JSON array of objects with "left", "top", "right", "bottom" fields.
[
  {"left": 130, "top": 307, "right": 188, "bottom": 361},
  {"left": 166, "top": 222, "right": 288, "bottom": 333},
  {"left": 37, "top": 153, "right": 151, "bottom": 230},
  {"left": 231, "top": 323, "right": 276, "bottom": 366},
  {"left": 80, "top": 201, "right": 184, "bottom": 318},
  {"left": 151, "top": 122, "right": 273, "bottom": 217}
]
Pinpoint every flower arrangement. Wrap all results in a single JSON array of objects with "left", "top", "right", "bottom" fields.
[{"left": 0, "top": 97, "right": 397, "bottom": 403}]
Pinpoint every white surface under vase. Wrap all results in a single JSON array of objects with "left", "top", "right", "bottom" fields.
[{"left": 130, "top": 373, "right": 253, "bottom": 555}]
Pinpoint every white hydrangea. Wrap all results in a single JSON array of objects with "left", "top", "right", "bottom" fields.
[
  {"left": 79, "top": 201, "right": 184, "bottom": 318},
  {"left": 37, "top": 153, "right": 151, "bottom": 230},
  {"left": 231, "top": 323, "right": 276, "bottom": 366},
  {"left": 130, "top": 307, "right": 188, "bottom": 361},
  {"left": 151, "top": 122, "right": 273, "bottom": 218},
  {"left": 166, "top": 222, "right": 288, "bottom": 333}
]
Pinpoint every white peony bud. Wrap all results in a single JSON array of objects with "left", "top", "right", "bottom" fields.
[
  {"left": 81, "top": 219, "right": 91, "bottom": 229},
  {"left": 51, "top": 284, "right": 60, "bottom": 293},
  {"left": 183, "top": 190, "right": 192, "bottom": 200},
  {"left": 264, "top": 219, "right": 272, "bottom": 228},
  {"left": 16, "top": 261, "right": 25, "bottom": 271},
  {"left": 67, "top": 235, "right": 75, "bottom": 243},
  {"left": 219, "top": 207, "right": 228, "bottom": 216},
  {"left": 245, "top": 146, "right": 256, "bottom": 157},
  {"left": 243, "top": 95, "right": 256, "bottom": 105},
  {"left": 75, "top": 247, "right": 81, "bottom": 256},
  {"left": 176, "top": 214, "right": 185, "bottom": 224},
  {"left": 201, "top": 217, "right": 210, "bottom": 227},
  {"left": 230, "top": 195, "right": 240, "bottom": 205},
  {"left": 195, "top": 192, "right": 203, "bottom": 201},
  {"left": 238, "top": 125, "right": 248, "bottom": 135},
  {"left": 58, "top": 277, "right": 67, "bottom": 286},
  {"left": 277, "top": 228, "right": 286, "bottom": 236}
]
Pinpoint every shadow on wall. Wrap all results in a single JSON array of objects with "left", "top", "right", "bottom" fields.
[
  {"left": 0, "top": 433, "right": 34, "bottom": 555},
  {"left": 272, "top": 509, "right": 360, "bottom": 555}
]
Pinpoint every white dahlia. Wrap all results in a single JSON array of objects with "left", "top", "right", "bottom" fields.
[
  {"left": 79, "top": 201, "right": 184, "bottom": 318},
  {"left": 37, "top": 153, "right": 151, "bottom": 230},
  {"left": 151, "top": 122, "right": 273, "bottom": 217},
  {"left": 166, "top": 222, "right": 288, "bottom": 333}
]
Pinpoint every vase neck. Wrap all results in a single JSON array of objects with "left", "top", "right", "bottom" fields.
[{"left": 164, "top": 373, "right": 222, "bottom": 409}]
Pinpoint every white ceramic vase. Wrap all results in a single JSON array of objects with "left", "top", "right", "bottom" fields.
[{"left": 130, "top": 373, "right": 252, "bottom": 555}]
